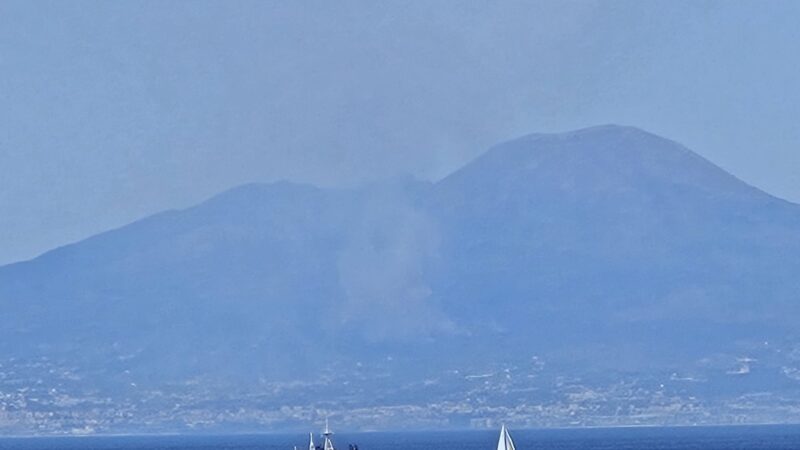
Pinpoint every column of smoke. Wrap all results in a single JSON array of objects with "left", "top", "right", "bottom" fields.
[{"left": 336, "top": 185, "right": 455, "bottom": 341}]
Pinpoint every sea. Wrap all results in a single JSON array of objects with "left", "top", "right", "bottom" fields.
[{"left": 1, "top": 425, "right": 800, "bottom": 450}]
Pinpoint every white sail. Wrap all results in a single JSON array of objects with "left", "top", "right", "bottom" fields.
[
  {"left": 309, "top": 433, "right": 315, "bottom": 450},
  {"left": 496, "top": 425, "right": 516, "bottom": 450}
]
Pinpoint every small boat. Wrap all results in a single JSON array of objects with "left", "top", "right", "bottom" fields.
[
  {"left": 496, "top": 425, "right": 516, "bottom": 450},
  {"left": 304, "top": 419, "right": 339, "bottom": 450},
  {"left": 322, "top": 418, "right": 335, "bottom": 450}
]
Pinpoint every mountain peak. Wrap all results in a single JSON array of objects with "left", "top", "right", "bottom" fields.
[
  {"left": 532, "top": 123, "right": 656, "bottom": 139},
  {"left": 490, "top": 124, "right": 695, "bottom": 164},
  {"left": 437, "top": 125, "right": 769, "bottom": 204},
  {"left": 501, "top": 124, "right": 670, "bottom": 148}
]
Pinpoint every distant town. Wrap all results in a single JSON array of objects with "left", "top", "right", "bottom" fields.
[{"left": 2, "top": 349, "right": 799, "bottom": 435}]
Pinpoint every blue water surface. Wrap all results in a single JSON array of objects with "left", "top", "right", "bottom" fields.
[{"left": 2, "top": 426, "right": 800, "bottom": 450}]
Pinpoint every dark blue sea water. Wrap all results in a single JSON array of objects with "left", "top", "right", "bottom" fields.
[{"left": 2, "top": 426, "right": 800, "bottom": 450}]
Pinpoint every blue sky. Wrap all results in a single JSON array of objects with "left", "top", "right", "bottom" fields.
[{"left": 1, "top": 0, "right": 799, "bottom": 265}]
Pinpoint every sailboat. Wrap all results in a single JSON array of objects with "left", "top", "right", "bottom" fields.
[
  {"left": 304, "top": 418, "right": 337, "bottom": 450},
  {"left": 322, "top": 418, "right": 335, "bottom": 450},
  {"left": 496, "top": 425, "right": 516, "bottom": 450},
  {"left": 300, "top": 418, "right": 359, "bottom": 450}
]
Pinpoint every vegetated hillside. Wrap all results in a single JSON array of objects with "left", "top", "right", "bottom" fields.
[
  {"left": 428, "top": 125, "right": 800, "bottom": 370},
  {"left": 1, "top": 124, "right": 799, "bottom": 396}
]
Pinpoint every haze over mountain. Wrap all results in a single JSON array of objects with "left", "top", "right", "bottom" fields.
[{"left": 2, "top": 125, "right": 800, "bottom": 433}]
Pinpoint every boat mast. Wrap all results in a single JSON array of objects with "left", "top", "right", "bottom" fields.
[{"left": 323, "top": 417, "right": 335, "bottom": 450}]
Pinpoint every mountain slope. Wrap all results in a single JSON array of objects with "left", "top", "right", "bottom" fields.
[
  {"left": 1, "top": 125, "right": 800, "bottom": 432},
  {"left": 428, "top": 125, "right": 800, "bottom": 365}
]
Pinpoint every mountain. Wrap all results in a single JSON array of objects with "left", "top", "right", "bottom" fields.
[
  {"left": 429, "top": 125, "right": 800, "bottom": 366},
  {"left": 1, "top": 125, "right": 800, "bottom": 434}
]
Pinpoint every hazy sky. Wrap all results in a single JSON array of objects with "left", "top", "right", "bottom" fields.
[{"left": 1, "top": 0, "right": 799, "bottom": 265}]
